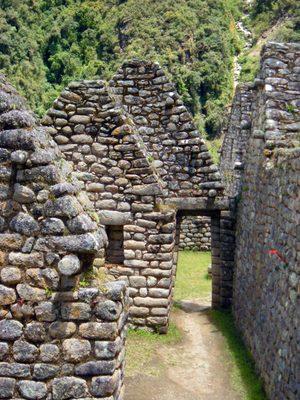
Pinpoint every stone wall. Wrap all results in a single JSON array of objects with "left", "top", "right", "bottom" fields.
[
  {"left": 179, "top": 216, "right": 211, "bottom": 251},
  {"left": 226, "top": 43, "right": 300, "bottom": 400},
  {"left": 42, "top": 61, "right": 230, "bottom": 332},
  {"left": 0, "top": 76, "right": 128, "bottom": 399},
  {"left": 220, "top": 84, "right": 254, "bottom": 197}
]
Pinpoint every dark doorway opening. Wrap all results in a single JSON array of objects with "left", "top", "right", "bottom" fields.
[{"left": 106, "top": 225, "right": 124, "bottom": 264}]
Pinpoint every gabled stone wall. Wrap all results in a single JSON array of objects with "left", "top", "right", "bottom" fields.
[
  {"left": 43, "top": 80, "right": 177, "bottom": 332},
  {"left": 110, "top": 60, "right": 224, "bottom": 202},
  {"left": 226, "top": 43, "right": 300, "bottom": 400},
  {"left": 0, "top": 76, "right": 128, "bottom": 399},
  {"left": 43, "top": 62, "right": 230, "bottom": 332}
]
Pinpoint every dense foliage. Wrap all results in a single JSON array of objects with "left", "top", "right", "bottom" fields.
[
  {"left": 239, "top": 0, "right": 299, "bottom": 84},
  {"left": 250, "top": 0, "right": 300, "bottom": 40},
  {"left": 0, "top": 0, "right": 243, "bottom": 137}
]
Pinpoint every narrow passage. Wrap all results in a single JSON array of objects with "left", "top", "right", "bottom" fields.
[{"left": 125, "top": 252, "right": 266, "bottom": 400}]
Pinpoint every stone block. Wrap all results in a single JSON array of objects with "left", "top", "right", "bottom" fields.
[
  {"left": 79, "top": 322, "right": 117, "bottom": 340},
  {"left": 13, "top": 340, "right": 38, "bottom": 363},
  {"left": 63, "top": 339, "right": 91, "bottom": 363},
  {"left": 61, "top": 302, "right": 91, "bottom": 321},
  {"left": 52, "top": 377, "right": 89, "bottom": 400},
  {"left": 0, "top": 378, "right": 16, "bottom": 399},
  {"left": 0, "top": 320, "right": 23, "bottom": 341}
]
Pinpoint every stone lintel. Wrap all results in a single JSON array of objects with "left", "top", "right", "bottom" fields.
[{"left": 165, "top": 197, "right": 229, "bottom": 211}]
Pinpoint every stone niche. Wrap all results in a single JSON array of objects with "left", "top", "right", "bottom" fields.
[
  {"left": 106, "top": 226, "right": 125, "bottom": 265},
  {"left": 0, "top": 75, "right": 128, "bottom": 399}
]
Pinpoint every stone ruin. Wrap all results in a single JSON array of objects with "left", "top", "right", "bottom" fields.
[
  {"left": 221, "top": 42, "right": 299, "bottom": 400},
  {"left": 42, "top": 59, "right": 235, "bottom": 334},
  {"left": 179, "top": 216, "right": 211, "bottom": 251},
  {"left": 0, "top": 75, "right": 128, "bottom": 399},
  {"left": 0, "top": 41, "right": 298, "bottom": 400}
]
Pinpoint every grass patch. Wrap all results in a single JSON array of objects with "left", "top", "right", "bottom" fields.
[
  {"left": 210, "top": 310, "right": 267, "bottom": 400},
  {"left": 126, "top": 322, "right": 182, "bottom": 377},
  {"left": 205, "top": 137, "right": 223, "bottom": 165},
  {"left": 174, "top": 251, "right": 212, "bottom": 301}
]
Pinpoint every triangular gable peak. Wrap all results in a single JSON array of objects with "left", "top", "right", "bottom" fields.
[
  {"left": 43, "top": 80, "right": 167, "bottom": 221},
  {"left": 110, "top": 60, "right": 225, "bottom": 204}
]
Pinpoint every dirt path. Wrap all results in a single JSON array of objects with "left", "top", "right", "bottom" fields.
[{"left": 125, "top": 299, "right": 243, "bottom": 400}]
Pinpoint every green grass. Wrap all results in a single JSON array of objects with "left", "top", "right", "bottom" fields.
[
  {"left": 206, "top": 137, "right": 222, "bottom": 165},
  {"left": 126, "top": 323, "right": 182, "bottom": 377},
  {"left": 174, "top": 250, "right": 212, "bottom": 301},
  {"left": 210, "top": 310, "right": 267, "bottom": 400}
]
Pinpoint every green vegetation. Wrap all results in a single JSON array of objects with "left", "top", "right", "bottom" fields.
[
  {"left": 210, "top": 310, "right": 267, "bottom": 400},
  {"left": 174, "top": 250, "right": 211, "bottom": 301},
  {"left": 238, "top": 53, "right": 260, "bottom": 84},
  {"left": 0, "top": 0, "right": 244, "bottom": 137},
  {"left": 126, "top": 323, "right": 182, "bottom": 377},
  {"left": 249, "top": 0, "right": 300, "bottom": 41},
  {"left": 239, "top": 0, "right": 300, "bottom": 83}
]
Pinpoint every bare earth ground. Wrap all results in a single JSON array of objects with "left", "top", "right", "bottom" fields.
[{"left": 125, "top": 298, "right": 243, "bottom": 400}]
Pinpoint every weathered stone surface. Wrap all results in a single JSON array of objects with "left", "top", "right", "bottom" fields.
[
  {"left": 63, "top": 339, "right": 91, "bottom": 363},
  {"left": 0, "top": 234, "right": 24, "bottom": 250},
  {"left": 35, "top": 302, "right": 58, "bottom": 322},
  {"left": 39, "top": 344, "right": 60, "bottom": 363},
  {"left": 44, "top": 195, "right": 83, "bottom": 218},
  {"left": 8, "top": 251, "right": 44, "bottom": 267},
  {"left": 61, "top": 302, "right": 91, "bottom": 321},
  {"left": 13, "top": 340, "right": 38, "bottom": 362},
  {"left": 0, "top": 362, "right": 30, "bottom": 378},
  {"left": 18, "top": 380, "right": 47, "bottom": 400},
  {"left": 16, "top": 284, "right": 46, "bottom": 302},
  {"left": 94, "top": 339, "right": 122, "bottom": 360},
  {"left": 41, "top": 218, "right": 65, "bottom": 234},
  {"left": 0, "top": 267, "right": 22, "bottom": 285},
  {"left": 98, "top": 211, "right": 132, "bottom": 225},
  {"left": 79, "top": 322, "right": 117, "bottom": 340},
  {"left": 52, "top": 233, "right": 103, "bottom": 254},
  {"left": 129, "top": 183, "right": 162, "bottom": 195},
  {"left": 10, "top": 212, "right": 39, "bottom": 236},
  {"left": 0, "top": 377, "right": 16, "bottom": 398},
  {"left": 13, "top": 184, "right": 35, "bottom": 203},
  {"left": 0, "top": 284, "right": 16, "bottom": 305},
  {"left": 0, "top": 342, "right": 9, "bottom": 361},
  {"left": 58, "top": 254, "right": 81, "bottom": 276},
  {"left": 0, "top": 320, "right": 23, "bottom": 341},
  {"left": 94, "top": 300, "right": 122, "bottom": 321},
  {"left": 75, "top": 360, "right": 116, "bottom": 376},
  {"left": 33, "top": 363, "right": 60, "bottom": 380},
  {"left": 67, "top": 214, "right": 97, "bottom": 234},
  {"left": 52, "top": 377, "right": 89, "bottom": 400},
  {"left": 24, "top": 322, "right": 46, "bottom": 343},
  {"left": 49, "top": 322, "right": 77, "bottom": 339},
  {"left": 90, "top": 370, "right": 120, "bottom": 397}
]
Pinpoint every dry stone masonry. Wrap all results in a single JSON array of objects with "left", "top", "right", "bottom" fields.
[
  {"left": 221, "top": 42, "right": 299, "bottom": 400},
  {"left": 1, "top": 41, "right": 297, "bottom": 400},
  {"left": 0, "top": 76, "right": 128, "bottom": 399},
  {"left": 179, "top": 216, "right": 211, "bottom": 251},
  {"left": 42, "top": 60, "right": 233, "bottom": 333}
]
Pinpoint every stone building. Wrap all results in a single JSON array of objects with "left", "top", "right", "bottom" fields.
[
  {"left": 43, "top": 60, "right": 235, "bottom": 333},
  {"left": 0, "top": 75, "right": 128, "bottom": 399},
  {"left": 0, "top": 40, "right": 298, "bottom": 400}
]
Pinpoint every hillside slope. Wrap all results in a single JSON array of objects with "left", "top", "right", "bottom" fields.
[
  {"left": 238, "top": 0, "right": 300, "bottom": 82},
  {"left": 0, "top": 0, "right": 243, "bottom": 137}
]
